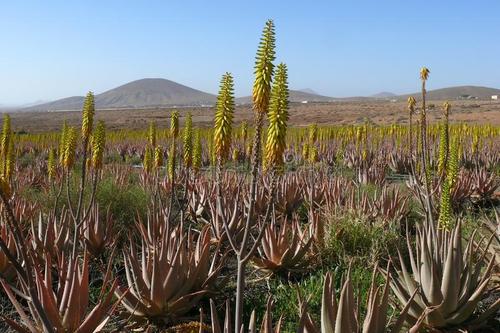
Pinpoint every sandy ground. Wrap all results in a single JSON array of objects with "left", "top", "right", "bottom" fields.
[{"left": 6, "top": 100, "right": 500, "bottom": 133}]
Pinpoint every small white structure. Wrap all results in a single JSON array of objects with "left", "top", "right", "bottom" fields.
[
  {"left": 301, "top": 100, "right": 308, "bottom": 104},
  {"left": 492, "top": 95, "right": 498, "bottom": 100}
]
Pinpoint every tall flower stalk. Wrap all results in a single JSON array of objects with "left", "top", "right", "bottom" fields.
[
  {"left": 167, "top": 110, "right": 179, "bottom": 223},
  {"left": 91, "top": 121, "right": 106, "bottom": 170},
  {"left": 438, "top": 102, "right": 451, "bottom": 175},
  {"left": 418, "top": 67, "right": 434, "bottom": 223},
  {"left": 183, "top": 113, "right": 193, "bottom": 169},
  {"left": 224, "top": 20, "right": 276, "bottom": 332},
  {"left": 264, "top": 63, "right": 289, "bottom": 173},
  {"left": 214, "top": 72, "right": 235, "bottom": 229},
  {"left": 407, "top": 96, "right": 416, "bottom": 155},
  {"left": 192, "top": 128, "right": 202, "bottom": 173}
]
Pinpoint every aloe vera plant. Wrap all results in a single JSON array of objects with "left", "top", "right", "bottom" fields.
[
  {"left": 1, "top": 251, "right": 119, "bottom": 333},
  {"left": 209, "top": 298, "right": 282, "bottom": 333},
  {"left": 297, "top": 265, "right": 416, "bottom": 333},
  {"left": 0, "top": 221, "right": 16, "bottom": 280},
  {"left": 252, "top": 215, "right": 312, "bottom": 275},
  {"left": 115, "top": 224, "right": 225, "bottom": 325},
  {"left": 82, "top": 204, "right": 115, "bottom": 257},
  {"left": 385, "top": 219, "right": 500, "bottom": 330}
]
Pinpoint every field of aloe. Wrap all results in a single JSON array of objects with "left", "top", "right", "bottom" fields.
[{"left": 1, "top": 21, "right": 499, "bottom": 333}]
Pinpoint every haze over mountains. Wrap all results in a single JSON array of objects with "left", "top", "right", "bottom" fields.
[{"left": 16, "top": 78, "right": 500, "bottom": 112}]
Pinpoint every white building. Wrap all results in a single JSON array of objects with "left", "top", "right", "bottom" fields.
[{"left": 492, "top": 95, "right": 498, "bottom": 100}]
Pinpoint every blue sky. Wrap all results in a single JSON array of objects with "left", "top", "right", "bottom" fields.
[{"left": 1, "top": 1, "right": 499, "bottom": 104}]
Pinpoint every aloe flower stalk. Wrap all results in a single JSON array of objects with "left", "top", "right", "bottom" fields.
[
  {"left": 63, "top": 127, "right": 77, "bottom": 170},
  {"left": 4, "top": 139, "right": 14, "bottom": 181},
  {"left": 437, "top": 101, "right": 451, "bottom": 175},
  {"left": 168, "top": 110, "right": 180, "bottom": 215},
  {"left": 154, "top": 145, "right": 164, "bottom": 170},
  {"left": 407, "top": 96, "right": 416, "bottom": 154},
  {"left": 148, "top": 120, "right": 157, "bottom": 148},
  {"left": 170, "top": 110, "right": 179, "bottom": 139},
  {"left": 1, "top": 114, "right": 11, "bottom": 178},
  {"left": 47, "top": 148, "right": 56, "bottom": 180},
  {"left": 232, "top": 19, "right": 276, "bottom": 332},
  {"left": 59, "top": 121, "right": 68, "bottom": 166},
  {"left": 143, "top": 146, "right": 153, "bottom": 174},
  {"left": 241, "top": 121, "right": 248, "bottom": 141},
  {"left": 91, "top": 120, "right": 106, "bottom": 170},
  {"left": 167, "top": 143, "right": 176, "bottom": 181},
  {"left": 81, "top": 91, "right": 95, "bottom": 141},
  {"left": 438, "top": 180, "right": 453, "bottom": 229},
  {"left": 192, "top": 128, "right": 202, "bottom": 173},
  {"left": 264, "top": 63, "right": 289, "bottom": 172},
  {"left": 214, "top": 73, "right": 235, "bottom": 164},
  {"left": 183, "top": 112, "right": 193, "bottom": 168},
  {"left": 308, "top": 124, "right": 319, "bottom": 163}
]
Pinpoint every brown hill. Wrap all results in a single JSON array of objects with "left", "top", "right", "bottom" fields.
[
  {"left": 397, "top": 86, "right": 500, "bottom": 100},
  {"left": 23, "top": 78, "right": 217, "bottom": 111}
]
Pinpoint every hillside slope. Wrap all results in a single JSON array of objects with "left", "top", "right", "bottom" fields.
[{"left": 24, "top": 78, "right": 217, "bottom": 111}]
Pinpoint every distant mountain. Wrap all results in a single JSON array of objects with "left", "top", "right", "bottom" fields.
[
  {"left": 371, "top": 92, "right": 396, "bottom": 99},
  {"left": 397, "top": 86, "right": 500, "bottom": 100},
  {"left": 26, "top": 96, "right": 88, "bottom": 111},
  {"left": 236, "top": 89, "right": 335, "bottom": 104},
  {"left": 298, "top": 88, "right": 319, "bottom": 95},
  {"left": 24, "top": 78, "right": 217, "bottom": 111},
  {"left": 19, "top": 81, "right": 500, "bottom": 112}
]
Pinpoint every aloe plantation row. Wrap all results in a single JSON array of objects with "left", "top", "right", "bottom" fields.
[{"left": 0, "top": 21, "right": 499, "bottom": 333}]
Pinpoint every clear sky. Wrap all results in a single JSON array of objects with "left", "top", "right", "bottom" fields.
[{"left": 1, "top": 1, "right": 499, "bottom": 105}]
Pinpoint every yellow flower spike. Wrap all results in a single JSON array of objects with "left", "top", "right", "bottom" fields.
[
  {"left": 192, "top": 128, "right": 202, "bottom": 173},
  {"left": 443, "top": 101, "right": 451, "bottom": 117},
  {"left": 420, "top": 67, "right": 430, "bottom": 81},
  {"left": 63, "top": 127, "right": 77, "bottom": 170},
  {"left": 148, "top": 121, "right": 157, "bottom": 148},
  {"left": 407, "top": 96, "right": 416, "bottom": 114},
  {"left": 91, "top": 121, "right": 106, "bottom": 170},
  {"left": 264, "top": 62, "right": 289, "bottom": 172},
  {"left": 252, "top": 19, "right": 276, "bottom": 115},
  {"left": 5, "top": 139, "right": 14, "bottom": 180},
  {"left": 81, "top": 91, "right": 95, "bottom": 141},
  {"left": 143, "top": 147, "right": 153, "bottom": 174},
  {"left": 167, "top": 144, "right": 176, "bottom": 180},
  {"left": 183, "top": 113, "right": 193, "bottom": 168},
  {"left": 1, "top": 114, "right": 11, "bottom": 156},
  {"left": 154, "top": 146, "right": 164, "bottom": 170},
  {"left": 59, "top": 121, "right": 68, "bottom": 166},
  {"left": 47, "top": 148, "right": 56, "bottom": 180},
  {"left": 240, "top": 121, "right": 248, "bottom": 141},
  {"left": 214, "top": 73, "right": 235, "bottom": 163},
  {"left": 170, "top": 110, "right": 179, "bottom": 139}
]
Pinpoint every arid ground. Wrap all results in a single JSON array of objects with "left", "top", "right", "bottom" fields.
[{"left": 7, "top": 99, "right": 500, "bottom": 133}]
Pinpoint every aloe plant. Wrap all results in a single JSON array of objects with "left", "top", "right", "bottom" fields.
[
  {"left": 115, "top": 224, "right": 225, "bottom": 325},
  {"left": 82, "top": 204, "right": 115, "bottom": 257},
  {"left": 297, "top": 265, "right": 416, "bottom": 333},
  {"left": 252, "top": 215, "right": 312, "bottom": 275},
  {"left": 1, "top": 251, "right": 119, "bottom": 333},
  {"left": 0, "top": 221, "right": 16, "bottom": 280},
  {"left": 385, "top": 219, "right": 500, "bottom": 330},
  {"left": 209, "top": 298, "right": 282, "bottom": 333}
]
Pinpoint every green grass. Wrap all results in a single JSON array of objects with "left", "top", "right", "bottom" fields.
[
  {"left": 96, "top": 175, "right": 150, "bottom": 233},
  {"left": 320, "top": 213, "right": 403, "bottom": 266}
]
